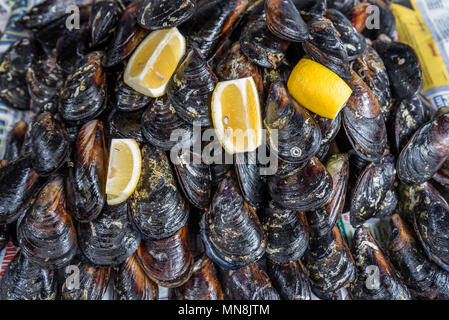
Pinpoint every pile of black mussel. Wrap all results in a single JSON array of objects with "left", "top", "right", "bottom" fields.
[{"left": 0, "top": 0, "right": 448, "bottom": 300}]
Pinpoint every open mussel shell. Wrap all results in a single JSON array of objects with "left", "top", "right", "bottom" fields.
[
  {"left": 114, "top": 252, "right": 158, "bottom": 300},
  {"left": 60, "top": 51, "right": 107, "bottom": 126},
  {"left": 167, "top": 48, "right": 218, "bottom": 126},
  {"left": 269, "top": 157, "right": 333, "bottom": 211},
  {"left": 343, "top": 70, "right": 388, "bottom": 162},
  {"left": 266, "top": 260, "right": 312, "bottom": 300},
  {"left": 303, "top": 16, "right": 351, "bottom": 79},
  {"left": 65, "top": 120, "right": 108, "bottom": 223},
  {"left": 374, "top": 40, "right": 423, "bottom": 100},
  {"left": 104, "top": 1, "right": 148, "bottom": 67},
  {"left": 0, "top": 154, "right": 40, "bottom": 224},
  {"left": 0, "top": 252, "right": 57, "bottom": 300},
  {"left": 170, "top": 255, "right": 224, "bottom": 300},
  {"left": 262, "top": 201, "right": 308, "bottom": 264},
  {"left": 137, "top": 0, "right": 196, "bottom": 30},
  {"left": 90, "top": 0, "right": 120, "bottom": 46},
  {"left": 17, "top": 175, "right": 77, "bottom": 269},
  {"left": 3, "top": 120, "right": 28, "bottom": 162},
  {"left": 350, "top": 156, "right": 397, "bottom": 227},
  {"left": 30, "top": 112, "right": 71, "bottom": 176},
  {"left": 137, "top": 224, "right": 193, "bottom": 288},
  {"left": 77, "top": 202, "right": 140, "bottom": 267},
  {"left": 397, "top": 112, "right": 449, "bottom": 186},
  {"left": 130, "top": 144, "right": 188, "bottom": 240},
  {"left": 113, "top": 73, "right": 151, "bottom": 112},
  {"left": 201, "top": 172, "right": 266, "bottom": 270},
  {"left": 413, "top": 183, "right": 449, "bottom": 272},
  {"left": 265, "top": 0, "right": 308, "bottom": 42},
  {"left": 234, "top": 152, "right": 266, "bottom": 210},
  {"left": 240, "top": 15, "right": 289, "bottom": 69},
  {"left": 265, "top": 81, "right": 321, "bottom": 164},
  {"left": 141, "top": 96, "right": 193, "bottom": 151},
  {"left": 182, "top": 0, "right": 248, "bottom": 60},
  {"left": 388, "top": 214, "right": 449, "bottom": 300},
  {"left": 353, "top": 46, "right": 393, "bottom": 121},
  {"left": 351, "top": 226, "right": 411, "bottom": 300},
  {"left": 305, "top": 226, "right": 356, "bottom": 294},
  {"left": 219, "top": 263, "right": 280, "bottom": 300},
  {"left": 61, "top": 258, "right": 111, "bottom": 300},
  {"left": 109, "top": 108, "right": 145, "bottom": 142}
]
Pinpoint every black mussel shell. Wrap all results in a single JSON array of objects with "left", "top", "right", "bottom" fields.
[
  {"left": 351, "top": 226, "right": 411, "bottom": 300},
  {"left": 374, "top": 40, "right": 422, "bottom": 100},
  {"left": 266, "top": 260, "right": 312, "bottom": 300},
  {"left": 104, "top": 2, "right": 148, "bottom": 67},
  {"left": 181, "top": 0, "right": 249, "bottom": 60},
  {"left": 269, "top": 157, "right": 333, "bottom": 211},
  {"left": 141, "top": 96, "right": 193, "bottom": 151},
  {"left": 350, "top": 156, "right": 397, "bottom": 227},
  {"left": 202, "top": 172, "right": 266, "bottom": 269},
  {"left": 235, "top": 152, "right": 266, "bottom": 210},
  {"left": 265, "top": 0, "right": 308, "bottom": 42},
  {"left": 262, "top": 201, "right": 309, "bottom": 264},
  {"left": 61, "top": 258, "right": 111, "bottom": 300},
  {"left": 292, "top": 0, "right": 326, "bottom": 17},
  {"left": 393, "top": 94, "right": 433, "bottom": 154},
  {"left": 174, "top": 148, "right": 212, "bottom": 210},
  {"left": 30, "top": 112, "right": 71, "bottom": 176},
  {"left": 0, "top": 252, "right": 57, "bottom": 300},
  {"left": 305, "top": 225, "right": 356, "bottom": 293},
  {"left": 90, "top": 0, "right": 120, "bottom": 46},
  {"left": 353, "top": 46, "right": 392, "bottom": 121},
  {"left": 130, "top": 144, "right": 189, "bottom": 240},
  {"left": 264, "top": 81, "right": 321, "bottom": 164},
  {"left": 328, "top": 0, "right": 360, "bottom": 16},
  {"left": 137, "top": 224, "right": 193, "bottom": 288},
  {"left": 60, "top": 52, "right": 107, "bottom": 126},
  {"left": 397, "top": 112, "right": 449, "bottom": 186},
  {"left": 413, "top": 183, "right": 449, "bottom": 272},
  {"left": 218, "top": 263, "right": 280, "bottom": 300},
  {"left": 303, "top": 16, "right": 351, "bottom": 79},
  {"left": 114, "top": 252, "right": 158, "bottom": 300},
  {"left": 77, "top": 202, "right": 140, "bottom": 267},
  {"left": 3, "top": 120, "right": 28, "bottom": 162},
  {"left": 65, "top": 120, "right": 108, "bottom": 223},
  {"left": 325, "top": 9, "right": 366, "bottom": 61},
  {"left": 167, "top": 48, "right": 218, "bottom": 126},
  {"left": 211, "top": 163, "right": 233, "bottom": 189},
  {"left": 343, "top": 70, "right": 387, "bottom": 162},
  {"left": 35, "top": 15, "right": 73, "bottom": 55},
  {"left": 109, "top": 108, "right": 145, "bottom": 143},
  {"left": 388, "top": 214, "right": 449, "bottom": 300},
  {"left": 240, "top": 15, "right": 289, "bottom": 69},
  {"left": 312, "top": 112, "right": 342, "bottom": 146},
  {"left": 0, "top": 154, "right": 40, "bottom": 224},
  {"left": 0, "top": 224, "right": 8, "bottom": 251},
  {"left": 137, "top": 0, "right": 196, "bottom": 30},
  {"left": 170, "top": 255, "right": 224, "bottom": 300},
  {"left": 113, "top": 73, "right": 151, "bottom": 112},
  {"left": 18, "top": 175, "right": 77, "bottom": 269},
  {"left": 56, "top": 26, "right": 90, "bottom": 74}
]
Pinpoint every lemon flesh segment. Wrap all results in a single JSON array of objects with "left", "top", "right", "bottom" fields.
[
  {"left": 287, "top": 58, "right": 353, "bottom": 119},
  {"left": 124, "top": 27, "right": 186, "bottom": 98},
  {"left": 106, "top": 139, "right": 142, "bottom": 205},
  {"left": 212, "top": 77, "right": 262, "bottom": 155}
]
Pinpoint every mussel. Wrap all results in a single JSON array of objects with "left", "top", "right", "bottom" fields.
[
  {"left": 114, "top": 252, "right": 159, "bottom": 300},
  {"left": 137, "top": 0, "right": 196, "bottom": 30},
  {"left": 234, "top": 152, "right": 266, "bottom": 210},
  {"left": 3, "top": 120, "right": 28, "bottom": 162},
  {"left": 292, "top": 0, "right": 326, "bottom": 17},
  {"left": 312, "top": 112, "right": 342, "bottom": 147},
  {"left": 17, "top": 175, "right": 77, "bottom": 269},
  {"left": 129, "top": 144, "right": 189, "bottom": 240},
  {"left": 266, "top": 260, "right": 312, "bottom": 300},
  {"left": 201, "top": 172, "right": 266, "bottom": 270},
  {"left": 90, "top": 0, "right": 121, "bottom": 45},
  {"left": 109, "top": 108, "right": 145, "bottom": 142},
  {"left": 113, "top": 73, "right": 152, "bottom": 112},
  {"left": 0, "top": 252, "right": 57, "bottom": 300},
  {"left": 56, "top": 25, "right": 91, "bottom": 74},
  {"left": 65, "top": 120, "right": 108, "bottom": 222},
  {"left": 265, "top": 0, "right": 308, "bottom": 42},
  {"left": 137, "top": 224, "right": 193, "bottom": 288},
  {"left": 351, "top": 226, "right": 411, "bottom": 300}
]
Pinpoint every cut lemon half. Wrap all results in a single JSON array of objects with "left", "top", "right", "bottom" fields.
[
  {"left": 287, "top": 58, "right": 353, "bottom": 119},
  {"left": 124, "top": 27, "right": 186, "bottom": 97},
  {"left": 211, "top": 77, "right": 263, "bottom": 154},
  {"left": 106, "top": 139, "right": 142, "bottom": 205}
]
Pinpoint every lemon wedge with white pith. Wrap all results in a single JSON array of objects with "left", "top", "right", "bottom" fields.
[
  {"left": 106, "top": 139, "right": 141, "bottom": 205},
  {"left": 124, "top": 27, "right": 186, "bottom": 98},
  {"left": 211, "top": 77, "right": 262, "bottom": 155}
]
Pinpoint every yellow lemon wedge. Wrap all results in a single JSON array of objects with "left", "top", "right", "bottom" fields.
[
  {"left": 287, "top": 58, "right": 353, "bottom": 119},
  {"left": 211, "top": 77, "right": 263, "bottom": 154},
  {"left": 124, "top": 27, "right": 186, "bottom": 97},
  {"left": 106, "top": 139, "right": 142, "bottom": 205}
]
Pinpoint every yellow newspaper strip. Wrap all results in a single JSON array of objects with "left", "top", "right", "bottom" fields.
[{"left": 392, "top": 1, "right": 449, "bottom": 92}]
